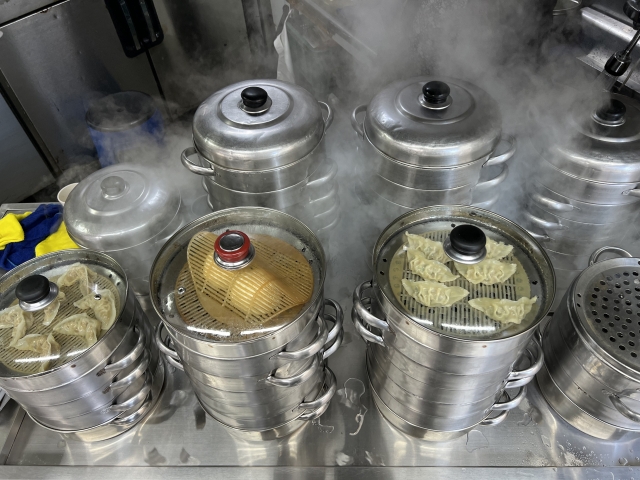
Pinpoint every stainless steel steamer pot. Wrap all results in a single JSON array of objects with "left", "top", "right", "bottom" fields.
[{"left": 0, "top": 250, "right": 163, "bottom": 441}]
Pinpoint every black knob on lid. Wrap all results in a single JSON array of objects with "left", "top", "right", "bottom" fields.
[
  {"left": 16, "top": 275, "right": 51, "bottom": 304},
  {"left": 241, "top": 87, "right": 268, "bottom": 109},
  {"left": 449, "top": 225, "right": 486, "bottom": 256},
  {"left": 422, "top": 81, "right": 451, "bottom": 105},
  {"left": 595, "top": 99, "right": 626, "bottom": 124}
]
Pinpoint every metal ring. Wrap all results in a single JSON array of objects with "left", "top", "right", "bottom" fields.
[
  {"left": 353, "top": 281, "right": 389, "bottom": 331},
  {"left": 297, "top": 367, "right": 337, "bottom": 412},
  {"left": 351, "top": 104, "right": 367, "bottom": 138},
  {"left": 181, "top": 146, "right": 216, "bottom": 176},
  {"left": 609, "top": 394, "right": 640, "bottom": 424},
  {"left": 483, "top": 135, "right": 517, "bottom": 168},
  {"left": 490, "top": 386, "right": 526, "bottom": 412},
  {"left": 274, "top": 317, "right": 328, "bottom": 361},
  {"left": 109, "top": 350, "right": 150, "bottom": 390},
  {"left": 351, "top": 298, "right": 385, "bottom": 346},
  {"left": 104, "top": 326, "right": 146, "bottom": 372},
  {"left": 111, "top": 371, "right": 152, "bottom": 412},
  {"left": 265, "top": 355, "right": 320, "bottom": 388},
  {"left": 507, "top": 337, "right": 544, "bottom": 380},
  {"left": 588, "top": 246, "right": 634, "bottom": 266},
  {"left": 318, "top": 101, "right": 334, "bottom": 131}
]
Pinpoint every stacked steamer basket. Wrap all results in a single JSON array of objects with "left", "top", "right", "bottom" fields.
[
  {"left": 351, "top": 78, "right": 516, "bottom": 210},
  {"left": 352, "top": 206, "right": 555, "bottom": 440},
  {"left": 181, "top": 80, "right": 339, "bottom": 236},
  {"left": 151, "top": 208, "right": 343, "bottom": 439},
  {"left": 523, "top": 94, "right": 640, "bottom": 309},
  {"left": 538, "top": 247, "right": 640, "bottom": 440},
  {"left": 0, "top": 250, "right": 163, "bottom": 442}
]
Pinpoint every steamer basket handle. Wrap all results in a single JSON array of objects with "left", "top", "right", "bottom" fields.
[
  {"left": 104, "top": 326, "right": 146, "bottom": 372},
  {"left": 108, "top": 350, "right": 150, "bottom": 391},
  {"left": 623, "top": 188, "right": 640, "bottom": 198},
  {"left": 352, "top": 300, "right": 384, "bottom": 346},
  {"left": 274, "top": 316, "right": 328, "bottom": 361},
  {"left": 110, "top": 370, "right": 152, "bottom": 413},
  {"left": 266, "top": 355, "right": 320, "bottom": 388},
  {"left": 483, "top": 135, "right": 516, "bottom": 168},
  {"left": 524, "top": 212, "right": 563, "bottom": 231},
  {"left": 480, "top": 409, "right": 508, "bottom": 426},
  {"left": 506, "top": 337, "right": 543, "bottom": 382},
  {"left": 525, "top": 228, "right": 551, "bottom": 243},
  {"left": 322, "top": 298, "right": 344, "bottom": 360},
  {"left": 609, "top": 394, "right": 640, "bottom": 423},
  {"left": 530, "top": 192, "right": 574, "bottom": 212},
  {"left": 155, "top": 323, "right": 184, "bottom": 371},
  {"left": 475, "top": 164, "right": 509, "bottom": 191},
  {"left": 298, "top": 398, "right": 331, "bottom": 422},
  {"left": 589, "top": 246, "right": 634, "bottom": 266},
  {"left": 181, "top": 146, "right": 216, "bottom": 177},
  {"left": 490, "top": 386, "right": 526, "bottom": 412},
  {"left": 297, "top": 367, "right": 337, "bottom": 412},
  {"left": 351, "top": 104, "right": 367, "bottom": 138},
  {"left": 319, "top": 101, "right": 334, "bottom": 131},
  {"left": 354, "top": 280, "right": 389, "bottom": 332}
]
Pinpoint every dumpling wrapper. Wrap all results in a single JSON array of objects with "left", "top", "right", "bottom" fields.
[
  {"left": 73, "top": 289, "right": 117, "bottom": 331},
  {"left": 402, "top": 279, "right": 469, "bottom": 308},
  {"left": 404, "top": 232, "right": 448, "bottom": 263},
  {"left": 43, "top": 291, "right": 65, "bottom": 326},
  {"left": 12, "top": 333, "right": 60, "bottom": 372},
  {"left": 0, "top": 304, "right": 34, "bottom": 347},
  {"left": 469, "top": 296, "right": 538, "bottom": 325},
  {"left": 485, "top": 237, "right": 514, "bottom": 260},
  {"left": 455, "top": 259, "right": 517, "bottom": 285},
  {"left": 407, "top": 249, "right": 459, "bottom": 283},
  {"left": 57, "top": 263, "right": 98, "bottom": 296},
  {"left": 53, "top": 314, "right": 101, "bottom": 347}
]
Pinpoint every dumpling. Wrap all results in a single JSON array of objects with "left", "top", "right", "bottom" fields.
[
  {"left": 407, "top": 249, "right": 459, "bottom": 283},
  {"left": 57, "top": 263, "right": 98, "bottom": 296},
  {"left": 402, "top": 279, "right": 469, "bottom": 308},
  {"left": 469, "top": 297, "right": 538, "bottom": 325},
  {"left": 485, "top": 237, "right": 514, "bottom": 260},
  {"left": 404, "top": 232, "right": 448, "bottom": 263},
  {"left": 455, "top": 259, "right": 517, "bottom": 285},
  {"left": 53, "top": 314, "right": 101, "bottom": 347},
  {"left": 0, "top": 305, "right": 34, "bottom": 347},
  {"left": 12, "top": 333, "right": 60, "bottom": 372},
  {"left": 73, "top": 289, "right": 117, "bottom": 331},
  {"left": 43, "top": 291, "right": 65, "bottom": 326}
]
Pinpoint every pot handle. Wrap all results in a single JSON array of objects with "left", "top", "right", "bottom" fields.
[
  {"left": 525, "top": 228, "right": 551, "bottom": 243},
  {"left": 298, "top": 398, "right": 331, "bottom": 422},
  {"left": 589, "top": 246, "right": 634, "bottom": 266},
  {"left": 155, "top": 323, "right": 184, "bottom": 371},
  {"left": 273, "top": 316, "right": 328, "bottom": 362},
  {"left": 609, "top": 394, "right": 640, "bottom": 423},
  {"left": 181, "top": 146, "right": 216, "bottom": 177},
  {"left": 480, "top": 409, "right": 509, "bottom": 426},
  {"left": 319, "top": 101, "right": 334, "bottom": 131},
  {"left": 322, "top": 298, "right": 344, "bottom": 360},
  {"left": 475, "top": 164, "right": 509, "bottom": 191},
  {"left": 524, "top": 212, "right": 563, "bottom": 231},
  {"left": 104, "top": 326, "right": 146, "bottom": 373},
  {"left": 483, "top": 135, "right": 517, "bottom": 168},
  {"left": 506, "top": 337, "right": 543, "bottom": 382},
  {"left": 530, "top": 192, "right": 574, "bottom": 212},
  {"left": 108, "top": 350, "right": 150, "bottom": 391},
  {"left": 622, "top": 188, "right": 640, "bottom": 198},
  {"left": 297, "top": 367, "right": 337, "bottom": 412},
  {"left": 351, "top": 104, "right": 367, "bottom": 138},
  {"left": 490, "top": 385, "right": 526, "bottom": 412},
  {"left": 110, "top": 370, "right": 152, "bottom": 413},
  {"left": 265, "top": 354, "right": 320, "bottom": 388},
  {"left": 352, "top": 281, "right": 389, "bottom": 346}
]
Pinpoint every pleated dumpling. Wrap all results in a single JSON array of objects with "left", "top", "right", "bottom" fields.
[
  {"left": 469, "top": 297, "right": 538, "bottom": 325},
  {"left": 402, "top": 279, "right": 469, "bottom": 308},
  {"left": 404, "top": 232, "right": 448, "bottom": 263},
  {"left": 455, "top": 259, "right": 517, "bottom": 285},
  {"left": 407, "top": 249, "right": 458, "bottom": 283},
  {"left": 57, "top": 263, "right": 98, "bottom": 296},
  {"left": 73, "top": 289, "right": 117, "bottom": 331},
  {"left": 43, "top": 291, "right": 66, "bottom": 326},
  {"left": 12, "top": 333, "right": 60, "bottom": 372},
  {"left": 0, "top": 304, "right": 34, "bottom": 347},
  {"left": 485, "top": 237, "right": 514, "bottom": 260},
  {"left": 53, "top": 314, "right": 101, "bottom": 347}
]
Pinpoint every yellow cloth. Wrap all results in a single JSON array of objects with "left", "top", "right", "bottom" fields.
[
  {"left": 35, "top": 222, "right": 79, "bottom": 257},
  {"left": 0, "top": 212, "right": 32, "bottom": 250}
]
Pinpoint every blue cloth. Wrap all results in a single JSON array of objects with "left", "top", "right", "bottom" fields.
[{"left": 0, "top": 204, "right": 63, "bottom": 270}]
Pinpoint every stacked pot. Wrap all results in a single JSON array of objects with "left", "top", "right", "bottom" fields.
[
  {"left": 351, "top": 77, "right": 516, "bottom": 209},
  {"left": 523, "top": 93, "right": 640, "bottom": 308},
  {"left": 352, "top": 206, "right": 555, "bottom": 439},
  {"left": 151, "top": 208, "right": 343, "bottom": 439},
  {"left": 181, "top": 80, "right": 339, "bottom": 235},
  {"left": 538, "top": 247, "right": 640, "bottom": 440},
  {"left": 0, "top": 250, "right": 163, "bottom": 442}
]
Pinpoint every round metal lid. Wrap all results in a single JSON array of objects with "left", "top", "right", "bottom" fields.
[
  {"left": 0, "top": 250, "right": 127, "bottom": 378},
  {"left": 150, "top": 207, "right": 326, "bottom": 343},
  {"left": 547, "top": 93, "right": 640, "bottom": 183},
  {"left": 64, "top": 163, "right": 181, "bottom": 252},
  {"left": 192, "top": 79, "right": 326, "bottom": 171},
  {"left": 364, "top": 77, "right": 503, "bottom": 167},
  {"left": 86, "top": 91, "right": 157, "bottom": 132},
  {"left": 373, "top": 206, "right": 555, "bottom": 340}
]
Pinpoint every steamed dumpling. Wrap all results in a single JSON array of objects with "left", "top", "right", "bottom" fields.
[
  {"left": 57, "top": 263, "right": 98, "bottom": 296},
  {"left": 404, "top": 232, "right": 448, "bottom": 263},
  {"left": 53, "top": 314, "right": 101, "bottom": 347},
  {"left": 12, "top": 333, "right": 60, "bottom": 372},
  {"left": 455, "top": 259, "right": 517, "bottom": 285},
  {"left": 73, "top": 289, "right": 116, "bottom": 331},
  {"left": 0, "top": 305, "right": 34, "bottom": 347},
  {"left": 485, "top": 237, "right": 514, "bottom": 260},
  {"left": 402, "top": 279, "right": 469, "bottom": 308},
  {"left": 469, "top": 297, "right": 538, "bottom": 325},
  {"left": 43, "top": 291, "right": 65, "bottom": 326},
  {"left": 407, "top": 249, "right": 459, "bottom": 283}
]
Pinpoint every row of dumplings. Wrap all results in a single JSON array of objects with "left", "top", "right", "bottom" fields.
[{"left": 401, "top": 232, "right": 537, "bottom": 325}]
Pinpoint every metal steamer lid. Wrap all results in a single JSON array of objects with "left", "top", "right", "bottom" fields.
[
  {"left": 570, "top": 248, "right": 640, "bottom": 376},
  {"left": 373, "top": 206, "right": 555, "bottom": 341},
  {"left": 64, "top": 163, "right": 181, "bottom": 251},
  {"left": 364, "top": 77, "right": 503, "bottom": 167},
  {"left": 150, "top": 207, "right": 326, "bottom": 343},
  {"left": 192, "top": 80, "right": 325, "bottom": 171},
  {"left": 0, "top": 250, "right": 127, "bottom": 378},
  {"left": 547, "top": 93, "right": 640, "bottom": 183},
  {"left": 86, "top": 91, "right": 157, "bottom": 132}
]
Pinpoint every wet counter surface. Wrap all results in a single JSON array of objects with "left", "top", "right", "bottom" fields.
[{"left": 1, "top": 114, "right": 640, "bottom": 478}]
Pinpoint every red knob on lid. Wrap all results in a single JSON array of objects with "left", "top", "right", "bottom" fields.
[{"left": 214, "top": 231, "right": 251, "bottom": 263}]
